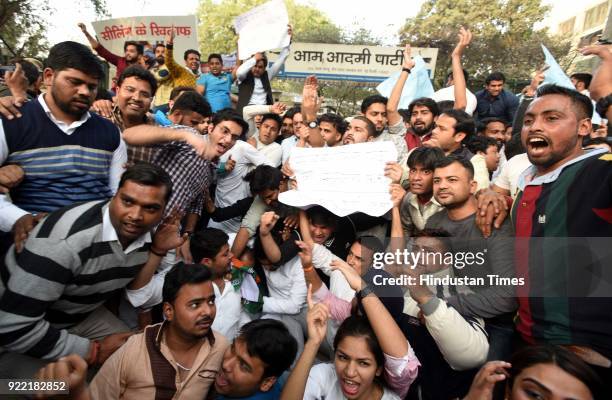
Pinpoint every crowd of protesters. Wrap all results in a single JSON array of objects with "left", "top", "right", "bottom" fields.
[{"left": 0, "top": 16, "right": 610, "bottom": 400}]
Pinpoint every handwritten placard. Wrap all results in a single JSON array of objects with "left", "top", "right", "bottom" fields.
[{"left": 278, "top": 142, "right": 397, "bottom": 217}]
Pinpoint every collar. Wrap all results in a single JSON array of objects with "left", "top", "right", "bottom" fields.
[
  {"left": 102, "top": 204, "right": 152, "bottom": 253},
  {"left": 154, "top": 320, "right": 216, "bottom": 347},
  {"left": 518, "top": 148, "right": 607, "bottom": 190},
  {"left": 408, "top": 192, "right": 440, "bottom": 208},
  {"left": 38, "top": 93, "right": 90, "bottom": 133}
]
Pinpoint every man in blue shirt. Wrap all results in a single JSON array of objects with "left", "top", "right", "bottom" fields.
[
  {"left": 197, "top": 54, "right": 235, "bottom": 112},
  {"left": 474, "top": 72, "right": 519, "bottom": 124}
]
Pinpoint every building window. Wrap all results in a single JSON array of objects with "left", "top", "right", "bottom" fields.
[
  {"left": 583, "top": 2, "right": 609, "bottom": 31},
  {"left": 558, "top": 17, "right": 576, "bottom": 35}
]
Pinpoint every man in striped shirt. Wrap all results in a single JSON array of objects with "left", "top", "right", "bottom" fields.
[{"left": 0, "top": 163, "right": 184, "bottom": 378}]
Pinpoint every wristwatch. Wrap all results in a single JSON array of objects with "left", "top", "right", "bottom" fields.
[
  {"left": 356, "top": 284, "right": 375, "bottom": 301},
  {"left": 402, "top": 67, "right": 412, "bottom": 73},
  {"left": 307, "top": 120, "right": 319, "bottom": 129}
]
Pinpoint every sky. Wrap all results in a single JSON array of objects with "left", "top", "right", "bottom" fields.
[{"left": 43, "top": 0, "right": 583, "bottom": 48}]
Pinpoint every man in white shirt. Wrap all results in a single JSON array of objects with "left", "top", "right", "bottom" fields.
[
  {"left": 209, "top": 140, "right": 273, "bottom": 234},
  {"left": 191, "top": 228, "right": 245, "bottom": 341}
]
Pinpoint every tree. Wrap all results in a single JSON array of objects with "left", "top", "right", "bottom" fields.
[
  {"left": 196, "top": 0, "right": 343, "bottom": 56},
  {"left": 0, "top": 0, "right": 107, "bottom": 59},
  {"left": 399, "top": 0, "right": 571, "bottom": 91}
]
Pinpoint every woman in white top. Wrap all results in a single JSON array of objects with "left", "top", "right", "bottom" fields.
[{"left": 281, "top": 264, "right": 420, "bottom": 400}]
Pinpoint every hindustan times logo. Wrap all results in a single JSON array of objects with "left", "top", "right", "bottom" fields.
[{"left": 372, "top": 249, "right": 487, "bottom": 270}]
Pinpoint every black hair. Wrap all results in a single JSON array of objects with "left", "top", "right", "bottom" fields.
[
  {"left": 446, "top": 68, "right": 470, "bottom": 85},
  {"left": 260, "top": 113, "right": 282, "bottom": 129},
  {"left": 237, "top": 319, "right": 298, "bottom": 378},
  {"left": 466, "top": 135, "right": 500, "bottom": 155},
  {"left": 184, "top": 49, "right": 201, "bottom": 61},
  {"left": 351, "top": 115, "right": 377, "bottom": 138},
  {"left": 212, "top": 109, "right": 249, "bottom": 137},
  {"left": 154, "top": 43, "right": 166, "bottom": 51},
  {"left": 207, "top": 53, "right": 223, "bottom": 63},
  {"left": 162, "top": 262, "right": 213, "bottom": 304},
  {"left": 283, "top": 106, "right": 300, "bottom": 120},
  {"left": 318, "top": 113, "right": 348, "bottom": 134},
  {"left": 255, "top": 53, "right": 268, "bottom": 67},
  {"left": 355, "top": 235, "right": 385, "bottom": 256},
  {"left": 477, "top": 117, "right": 508, "bottom": 134},
  {"left": 123, "top": 41, "right": 144, "bottom": 55},
  {"left": 171, "top": 91, "right": 213, "bottom": 118},
  {"left": 244, "top": 164, "right": 282, "bottom": 194},
  {"left": 507, "top": 345, "right": 602, "bottom": 399},
  {"left": 13, "top": 60, "right": 40, "bottom": 85},
  {"left": 408, "top": 97, "right": 440, "bottom": 118},
  {"left": 407, "top": 146, "right": 446, "bottom": 170},
  {"left": 169, "top": 85, "right": 197, "bottom": 101},
  {"left": 190, "top": 228, "right": 229, "bottom": 263},
  {"left": 306, "top": 206, "right": 338, "bottom": 231},
  {"left": 437, "top": 100, "right": 455, "bottom": 113},
  {"left": 333, "top": 316, "right": 384, "bottom": 368},
  {"left": 570, "top": 72, "right": 592, "bottom": 89},
  {"left": 95, "top": 89, "right": 114, "bottom": 101},
  {"left": 118, "top": 162, "right": 173, "bottom": 202},
  {"left": 434, "top": 155, "right": 475, "bottom": 180},
  {"left": 46, "top": 41, "right": 104, "bottom": 80},
  {"left": 360, "top": 94, "right": 388, "bottom": 114},
  {"left": 582, "top": 136, "right": 612, "bottom": 151},
  {"left": 485, "top": 71, "right": 506, "bottom": 85},
  {"left": 504, "top": 133, "right": 526, "bottom": 160},
  {"left": 441, "top": 109, "right": 475, "bottom": 142},
  {"left": 117, "top": 65, "right": 158, "bottom": 96},
  {"left": 536, "top": 84, "right": 594, "bottom": 121}
]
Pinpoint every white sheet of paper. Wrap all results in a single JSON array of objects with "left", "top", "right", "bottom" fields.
[
  {"left": 278, "top": 142, "right": 397, "bottom": 217},
  {"left": 234, "top": 0, "right": 290, "bottom": 59}
]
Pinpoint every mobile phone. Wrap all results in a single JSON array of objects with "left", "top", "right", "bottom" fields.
[{"left": 0, "top": 65, "right": 16, "bottom": 75}]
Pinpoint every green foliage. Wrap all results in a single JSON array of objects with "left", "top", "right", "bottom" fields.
[
  {"left": 399, "top": 0, "right": 571, "bottom": 91},
  {"left": 0, "top": 0, "right": 108, "bottom": 59}
]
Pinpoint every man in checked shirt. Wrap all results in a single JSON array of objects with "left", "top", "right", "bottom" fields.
[{"left": 121, "top": 104, "right": 248, "bottom": 319}]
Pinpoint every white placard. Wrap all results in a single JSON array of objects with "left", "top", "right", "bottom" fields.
[
  {"left": 278, "top": 142, "right": 397, "bottom": 217},
  {"left": 233, "top": 0, "right": 290, "bottom": 60}
]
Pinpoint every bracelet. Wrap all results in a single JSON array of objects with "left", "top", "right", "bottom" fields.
[
  {"left": 150, "top": 246, "right": 167, "bottom": 257},
  {"left": 302, "top": 265, "right": 314, "bottom": 273},
  {"left": 402, "top": 67, "right": 412, "bottom": 73}
]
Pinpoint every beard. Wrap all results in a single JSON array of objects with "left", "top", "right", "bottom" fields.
[
  {"left": 51, "top": 89, "right": 90, "bottom": 119},
  {"left": 412, "top": 122, "right": 433, "bottom": 136},
  {"left": 156, "top": 56, "right": 165, "bottom": 65}
]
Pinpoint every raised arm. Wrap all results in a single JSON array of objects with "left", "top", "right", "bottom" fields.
[
  {"left": 280, "top": 286, "right": 330, "bottom": 400},
  {"left": 78, "top": 23, "right": 100, "bottom": 50},
  {"left": 387, "top": 44, "right": 415, "bottom": 126},
  {"left": 580, "top": 44, "right": 612, "bottom": 101},
  {"left": 330, "top": 260, "right": 409, "bottom": 359},
  {"left": 236, "top": 54, "right": 258, "bottom": 82},
  {"left": 268, "top": 25, "right": 292, "bottom": 80},
  {"left": 451, "top": 27, "right": 472, "bottom": 111},
  {"left": 300, "top": 75, "right": 324, "bottom": 147}
]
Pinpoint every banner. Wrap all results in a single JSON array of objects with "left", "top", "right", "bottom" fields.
[
  {"left": 269, "top": 42, "right": 438, "bottom": 83},
  {"left": 91, "top": 16, "right": 199, "bottom": 63}
]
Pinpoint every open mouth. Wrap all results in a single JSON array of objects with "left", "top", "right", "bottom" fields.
[
  {"left": 526, "top": 136, "right": 550, "bottom": 156},
  {"left": 123, "top": 222, "right": 142, "bottom": 234},
  {"left": 215, "top": 372, "right": 229, "bottom": 387},
  {"left": 340, "top": 379, "right": 360, "bottom": 396}
]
